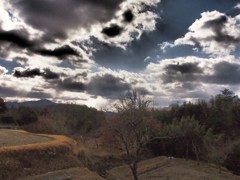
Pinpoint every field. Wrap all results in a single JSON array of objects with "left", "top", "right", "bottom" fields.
[
  {"left": 0, "top": 129, "right": 80, "bottom": 180},
  {"left": 0, "top": 129, "right": 52, "bottom": 147}
]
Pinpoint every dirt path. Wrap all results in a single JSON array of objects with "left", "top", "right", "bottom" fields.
[{"left": 0, "top": 129, "right": 52, "bottom": 147}]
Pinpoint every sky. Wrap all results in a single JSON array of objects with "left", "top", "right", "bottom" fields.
[{"left": 0, "top": 0, "right": 239, "bottom": 109}]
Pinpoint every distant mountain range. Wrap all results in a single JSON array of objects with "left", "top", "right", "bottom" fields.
[{"left": 6, "top": 99, "right": 56, "bottom": 108}]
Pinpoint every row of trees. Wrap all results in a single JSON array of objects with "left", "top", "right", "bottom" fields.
[
  {"left": 0, "top": 99, "right": 105, "bottom": 135},
  {"left": 106, "top": 89, "right": 240, "bottom": 179}
]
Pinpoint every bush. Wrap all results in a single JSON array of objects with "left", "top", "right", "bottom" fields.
[
  {"left": 0, "top": 115, "right": 16, "bottom": 124},
  {"left": 149, "top": 116, "right": 210, "bottom": 161},
  {"left": 15, "top": 107, "right": 38, "bottom": 125},
  {"left": 224, "top": 140, "right": 240, "bottom": 175}
]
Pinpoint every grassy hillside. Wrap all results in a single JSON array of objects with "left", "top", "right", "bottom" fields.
[{"left": 108, "top": 156, "right": 240, "bottom": 180}]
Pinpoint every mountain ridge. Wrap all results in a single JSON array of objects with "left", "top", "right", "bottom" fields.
[{"left": 5, "top": 99, "right": 56, "bottom": 108}]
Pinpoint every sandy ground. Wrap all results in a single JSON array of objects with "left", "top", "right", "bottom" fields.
[{"left": 0, "top": 129, "right": 52, "bottom": 147}]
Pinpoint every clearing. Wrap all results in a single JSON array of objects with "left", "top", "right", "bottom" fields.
[{"left": 0, "top": 129, "right": 52, "bottom": 147}]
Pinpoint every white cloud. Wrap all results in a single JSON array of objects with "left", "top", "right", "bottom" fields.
[
  {"left": 174, "top": 11, "right": 240, "bottom": 56},
  {"left": 234, "top": 3, "right": 240, "bottom": 9},
  {"left": 0, "top": 66, "right": 8, "bottom": 75},
  {"left": 71, "top": 0, "right": 160, "bottom": 49}
]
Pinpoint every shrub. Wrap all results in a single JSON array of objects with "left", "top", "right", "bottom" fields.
[
  {"left": 15, "top": 107, "right": 38, "bottom": 125},
  {"left": 224, "top": 140, "right": 240, "bottom": 175},
  {"left": 149, "top": 116, "right": 211, "bottom": 161},
  {"left": 0, "top": 115, "right": 16, "bottom": 124}
]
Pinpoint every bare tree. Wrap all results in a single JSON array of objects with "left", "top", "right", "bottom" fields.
[{"left": 108, "top": 91, "right": 153, "bottom": 180}]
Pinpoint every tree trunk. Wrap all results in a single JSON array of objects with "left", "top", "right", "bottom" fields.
[
  {"left": 130, "top": 163, "right": 138, "bottom": 180},
  {"left": 185, "top": 142, "right": 189, "bottom": 160}
]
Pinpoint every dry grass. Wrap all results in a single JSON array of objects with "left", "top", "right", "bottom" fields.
[
  {"left": 0, "top": 129, "right": 52, "bottom": 147},
  {"left": 0, "top": 129, "right": 77, "bottom": 153},
  {"left": 108, "top": 156, "right": 240, "bottom": 180},
  {"left": 0, "top": 129, "right": 80, "bottom": 180}
]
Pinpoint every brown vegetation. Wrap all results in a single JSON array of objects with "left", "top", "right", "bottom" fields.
[{"left": 0, "top": 130, "right": 80, "bottom": 180}]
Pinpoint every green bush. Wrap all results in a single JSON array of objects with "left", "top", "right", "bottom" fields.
[{"left": 149, "top": 116, "right": 211, "bottom": 161}]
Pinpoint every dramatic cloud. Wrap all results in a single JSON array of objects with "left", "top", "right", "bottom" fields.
[
  {"left": 204, "top": 61, "right": 240, "bottom": 85},
  {"left": 35, "top": 45, "right": 79, "bottom": 59},
  {"left": 13, "top": 67, "right": 41, "bottom": 78},
  {"left": 162, "top": 62, "right": 203, "bottom": 83},
  {"left": 87, "top": 74, "right": 130, "bottom": 99},
  {"left": 123, "top": 10, "right": 134, "bottom": 22},
  {"left": 148, "top": 56, "right": 240, "bottom": 86},
  {"left": 175, "top": 11, "right": 240, "bottom": 56},
  {"left": 1, "top": 0, "right": 240, "bottom": 109},
  {"left": 53, "top": 73, "right": 131, "bottom": 99},
  {"left": 102, "top": 24, "right": 123, "bottom": 37},
  {"left": 57, "top": 78, "right": 85, "bottom": 92},
  {"left": 13, "top": 67, "right": 59, "bottom": 79},
  {"left": 0, "top": 29, "right": 33, "bottom": 48},
  {"left": 41, "top": 68, "right": 60, "bottom": 80},
  {"left": 6, "top": 0, "right": 124, "bottom": 40}
]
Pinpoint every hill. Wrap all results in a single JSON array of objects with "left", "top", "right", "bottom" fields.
[
  {"left": 5, "top": 99, "right": 56, "bottom": 108},
  {"left": 107, "top": 156, "right": 240, "bottom": 180}
]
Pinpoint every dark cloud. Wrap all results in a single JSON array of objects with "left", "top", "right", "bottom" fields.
[
  {"left": 0, "top": 29, "right": 80, "bottom": 60},
  {"left": 54, "top": 73, "right": 131, "bottom": 98},
  {"left": 165, "top": 63, "right": 203, "bottom": 74},
  {"left": 102, "top": 24, "right": 122, "bottom": 37},
  {"left": 48, "top": 73, "right": 150, "bottom": 99},
  {"left": 168, "top": 82, "right": 210, "bottom": 100},
  {"left": 162, "top": 63, "right": 203, "bottom": 83},
  {"left": 35, "top": 45, "right": 79, "bottom": 58},
  {"left": 0, "top": 29, "right": 33, "bottom": 48},
  {"left": 11, "top": 0, "right": 124, "bottom": 40},
  {"left": 57, "top": 78, "right": 85, "bottom": 92},
  {"left": 162, "top": 61, "right": 240, "bottom": 85},
  {"left": 87, "top": 74, "right": 130, "bottom": 98},
  {"left": 13, "top": 68, "right": 41, "bottom": 78},
  {"left": 13, "top": 67, "right": 60, "bottom": 80},
  {"left": 205, "top": 61, "right": 240, "bottom": 85},
  {"left": 123, "top": 10, "right": 134, "bottom": 22},
  {"left": 42, "top": 68, "right": 60, "bottom": 80},
  {"left": 0, "top": 29, "right": 32, "bottom": 58},
  {"left": 27, "top": 91, "right": 52, "bottom": 99}
]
